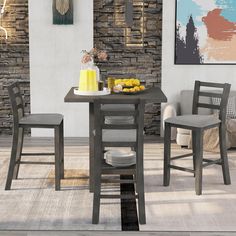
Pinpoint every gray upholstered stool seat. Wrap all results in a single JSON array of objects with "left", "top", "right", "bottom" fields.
[
  {"left": 102, "top": 104, "right": 136, "bottom": 142},
  {"left": 165, "top": 114, "right": 220, "bottom": 129},
  {"left": 19, "top": 114, "right": 63, "bottom": 126},
  {"left": 103, "top": 129, "right": 136, "bottom": 142}
]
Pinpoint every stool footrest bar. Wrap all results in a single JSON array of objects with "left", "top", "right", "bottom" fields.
[
  {"left": 171, "top": 153, "right": 193, "bottom": 160},
  {"left": 169, "top": 164, "right": 194, "bottom": 174},
  {"left": 101, "top": 178, "right": 135, "bottom": 184},
  {"left": 17, "top": 161, "right": 55, "bottom": 165},
  {"left": 100, "top": 194, "right": 137, "bottom": 199},
  {"left": 202, "top": 158, "right": 222, "bottom": 167},
  {"left": 21, "top": 153, "right": 55, "bottom": 156}
]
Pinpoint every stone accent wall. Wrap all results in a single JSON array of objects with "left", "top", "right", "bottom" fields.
[
  {"left": 0, "top": 0, "right": 29, "bottom": 135},
  {"left": 94, "top": 0, "right": 162, "bottom": 135},
  {"left": 0, "top": 0, "right": 162, "bottom": 136}
]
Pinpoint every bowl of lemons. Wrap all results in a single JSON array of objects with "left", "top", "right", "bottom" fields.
[{"left": 114, "top": 78, "right": 146, "bottom": 94}]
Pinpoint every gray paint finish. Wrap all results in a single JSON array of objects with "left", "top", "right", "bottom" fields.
[
  {"left": 5, "top": 82, "right": 64, "bottom": 191},
  {"left": 164, "top": 80, "right": 231, "bottom": 195},
  {"left": 0, "top": 231, "right": 236, "bottom": 236},
  {"left": 92, "top": 98, "right": 146, "bottom": 224}
]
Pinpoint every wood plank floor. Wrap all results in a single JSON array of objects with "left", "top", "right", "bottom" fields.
[
  {"left": 0, "top": 230, "right": 235, "bottom": 236},
  {"left": 1, "top": 137, "right": 236, "bottom": 235}
]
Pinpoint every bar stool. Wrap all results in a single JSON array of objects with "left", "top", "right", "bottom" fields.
[
  {"left": 5, "top": 82, "right": 64, "bottom": 191},
  {"left": 163, "top": 81, "right": 231, "bottom": 195},
  {"left": 92, "top": 98, "right": 146, "bottom": 224}
]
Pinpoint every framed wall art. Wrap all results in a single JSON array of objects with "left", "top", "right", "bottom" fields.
[
  {"left": 175, "top": 0, "right": 236, "bottom": 65},
  {"left": 53, "top": 0, "right": 73, "bottom": 25}
]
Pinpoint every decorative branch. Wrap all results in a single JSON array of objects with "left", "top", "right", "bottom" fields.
[{"left": 0, "top": 0, "right": 7, "bottom": 14}]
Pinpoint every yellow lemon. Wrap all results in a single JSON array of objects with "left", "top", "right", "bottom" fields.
[
  {"left": 126, "top": 81, "right": 132, "bottom": 87},
  {"left": 116, "top": 79, "right": 121, "bottom": 84}
]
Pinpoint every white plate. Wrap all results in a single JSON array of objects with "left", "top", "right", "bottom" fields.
[
  {"left": 106, "top": 159, "right": 136, "bottom": 167},
  {"left": 105, "top": 150, "right": 136, "bottom": 159},
  {"left": 106, "top": 154, "right": 136, "bottom": 162},
  {"left": 105, "top": 150, "right": 136, "bottom": 167},
  {"left": 74, "top": 88, "right": 110, "bottom": 96},
  {"left": 106, "top": 157, "right": 136, "bottom": 164}
]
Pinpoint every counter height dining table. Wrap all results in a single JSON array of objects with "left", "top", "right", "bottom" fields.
[{"left": 64, "top": 87, "right": 167, "bottom": 191}]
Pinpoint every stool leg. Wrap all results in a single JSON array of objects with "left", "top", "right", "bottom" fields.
[
  {"left": 59, "top": 121, "right": 64, "bottom": 179},
  {"left": 192, "top": 130, "right": 196, "bottom": 177},
  {"left": 163, "top": 123, "right": 171, "bottom": 186},
  {"left": 136, "top": 144, "right": 146, "bottom": 224},
  {"left": 5, "top": 126, "right": 19, "bottom": 190},
  {"left": 219, "top": 123, "right": 231, "bottom": 185},
  {"left": 195, "top": 130, "right": 203, "bottom": 195},
  {"left": 92, "top": 154, "right": 101, "bottom": 224},
  {"left": 54, "top": 126, "right": 61, "bottom": 191},
  {"left": 13, "top": 127, "right": 24, "bottom": 179},
  {"left": 89, "top": 103, "right": 95, "bottom": 193}
]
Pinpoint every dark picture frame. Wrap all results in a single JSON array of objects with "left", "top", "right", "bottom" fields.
[
  {"left": 53, "top": 0, "right": 73, "bottom": 25},
  {"left": 175, "top": 0, "right": 236, "bottom": 65}
]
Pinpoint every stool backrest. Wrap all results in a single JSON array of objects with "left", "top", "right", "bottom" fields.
[
  {"left": 8, "top": 82, "right": 25, "bottom": 126},
  {"left": 192, "top": 81, "right": 231, "bottom": 123},
  {"left": 94, "top": 98, "right": 145, "bottom": 149}
]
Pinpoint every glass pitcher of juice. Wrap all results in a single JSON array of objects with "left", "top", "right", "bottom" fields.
[{"left": 79, "top": 65, "right": 98, "bottom": 92}]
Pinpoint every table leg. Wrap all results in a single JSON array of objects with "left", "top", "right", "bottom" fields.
[{"left": 89, "top": 103, "right": 95, "bottom": 192}]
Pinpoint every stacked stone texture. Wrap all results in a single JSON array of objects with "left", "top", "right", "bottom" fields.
[
  {"left": 94, "top": 0, "right": 162, "bottom": 135},
  {"left": 0, "top": 0, "right": 162, "bottom": 136},
  {"left": 0, "top": 0, "right": 29, "bottom": 135}
]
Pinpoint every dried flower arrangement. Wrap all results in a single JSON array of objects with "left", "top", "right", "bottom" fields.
[{"left": 81, "top": 48, "right": 108, "bottom": 64}]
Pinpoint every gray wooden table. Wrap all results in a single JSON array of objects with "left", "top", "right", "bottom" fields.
[{"left": 64, "top": 87, "right": 167, "bottom": 191}]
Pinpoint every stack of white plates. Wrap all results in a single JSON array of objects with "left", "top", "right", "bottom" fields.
[{"left": 105, "top": 150, "right": 136, "bottom": 167}]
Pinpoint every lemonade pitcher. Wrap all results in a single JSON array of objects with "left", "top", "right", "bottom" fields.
[{"left": 79, "top": 63, "right": 98, "bottom": 91}]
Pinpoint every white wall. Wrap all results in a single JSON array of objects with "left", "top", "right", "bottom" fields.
[
  {"left": 162, "top": 0, "right": 236, "bottom": 107},
  {"left": 29, "top": 0, "right": 93, "bottom": 137}
]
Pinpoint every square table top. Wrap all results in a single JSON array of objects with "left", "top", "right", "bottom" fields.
[{"left": 64, "top": 87, "right": 167, "bottom": 103}]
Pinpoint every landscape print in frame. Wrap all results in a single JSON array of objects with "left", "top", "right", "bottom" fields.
[{"left": 175, "top": 0, "right": 236, "bottom": 64}]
